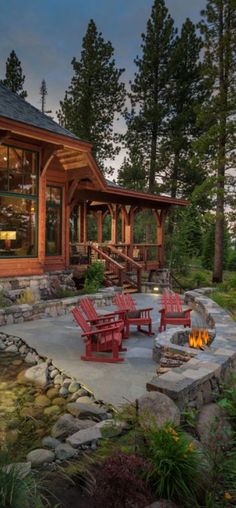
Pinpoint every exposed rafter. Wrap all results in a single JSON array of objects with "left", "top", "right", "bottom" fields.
[{"left": 0, "top": 130, "right": 12, "bottom": 145}]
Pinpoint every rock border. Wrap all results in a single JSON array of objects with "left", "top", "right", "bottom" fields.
[{"left": 148, "top": 289, "right": 236, "bottom": 410}]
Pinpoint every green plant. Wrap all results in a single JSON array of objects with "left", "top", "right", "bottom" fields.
[
  {"left": 17, "top": 288, "right": 38, "bottom": 305},
  {"left": 0, "top": 452, "right": 44, "bottom": 507},
  {"left": 0, "top": 289, "right": 7, "bottom": 308},
  {"left": 145, "top": 423, "right": 202, "bottom": 505},
  {"left": 181, "top": 407, "right": 198, "bottom": 433},
  {"left": 84, "top": 261, "right": 105, "bottom": 293},
  {"left": 53, "top": 287, "right": 78, "bottom": 298},
  {"left": 218, "top": 373, "right": 236, "bottom": 427}
]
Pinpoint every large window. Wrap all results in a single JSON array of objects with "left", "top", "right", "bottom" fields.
[
  {"left": 0, "top": 145, "right": 38, "bottom": 257},
  {"left": 46, "top": 186, "right": 62, "bottom": 256}
]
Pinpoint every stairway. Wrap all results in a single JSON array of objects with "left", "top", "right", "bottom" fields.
[{"left": 105, "top": 270, "right": 138, "bottom": 294}]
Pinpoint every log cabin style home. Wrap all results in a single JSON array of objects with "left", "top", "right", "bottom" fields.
[{"left": 0, "top": 84, "right": 187, "bottom": 293}]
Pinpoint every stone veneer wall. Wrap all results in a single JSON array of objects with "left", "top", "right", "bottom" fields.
[
  {"left": 148, "top": 289, "right": 236, "bottom": 410},
  {"left": 0, "top": 290, "right": 116, "bottom": 327}
]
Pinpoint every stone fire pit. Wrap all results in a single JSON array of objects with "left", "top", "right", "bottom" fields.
[{"left": 148, "top": 289, "right": 236, "bottom": 410}]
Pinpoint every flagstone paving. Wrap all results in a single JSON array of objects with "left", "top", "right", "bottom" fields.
[{"left": 0, "top": 293, "right": 200, "bottom": 407}]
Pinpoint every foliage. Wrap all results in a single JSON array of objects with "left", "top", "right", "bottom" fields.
[
  {"left": 202, "top": 223, "right": 230, "bottom": 271},
  {"left": 0, "top": 451, "right": 44, "bottom": 508},
  {"left": 84, "top": 261, "right": 105, "bottom": 293},
  {"left": 1, "top": 50, "right": 27, "bottom": 98},
  {"left": 57, "top": 19, "right": 125, "bottom": 174},
  {"left": 145, "top": 423, "right": 202, "bottom": 504},
  {"left": 198, "top": 0, "right": 236, "bottom": 282},
  {"left": 0, "top": 289, "right": 7, "bottom": 308},
  {"left": 17, "top": 288, "right": 38, "bottom": 305},
  {"left": 53, "top": 287, "right": 78, "bottom": 299},
  {"left": 227, "top": 250, "right": 236, "bottom": 271},
  {"left": 211, "top": 290, "right": 236, "bottom": 320},
  {"left": 39, "top": 79, "right": 51, "bottom": 116},
  {"left": 92, "top": 451, "right": 152, "bottom": 508},
  {"left": 218, "top": 373, "right": 236, "bottom": 428},
  {"left": 123, "top": 0, "right": 176, "bottom": 192}
]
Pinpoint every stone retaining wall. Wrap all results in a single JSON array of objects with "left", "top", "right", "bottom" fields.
[
  {"left": 148, "top": 289, "right": 236, "bottom": 410},
  {"left": 0, "top": 290, "right": 116, "bottom": 327}
]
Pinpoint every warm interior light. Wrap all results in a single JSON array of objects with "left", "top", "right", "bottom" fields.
[
  {"left": 0, "top": 231, "right": 16, "bottom": 240},
  {"left": 153, "top": 287, "right": 159, "bottom": 291}
]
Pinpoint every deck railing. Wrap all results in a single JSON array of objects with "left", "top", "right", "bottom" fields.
[{"left": 103, "top": 244, "right": 142, "bottom": 292}]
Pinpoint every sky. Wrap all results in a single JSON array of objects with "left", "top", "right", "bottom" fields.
[{"left": 0, "top": 0, "right": 206, "bottom": 171}]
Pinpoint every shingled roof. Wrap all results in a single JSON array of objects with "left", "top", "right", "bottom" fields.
[{"left": 0, "top": 83, "right": 80, "bottom": 140}]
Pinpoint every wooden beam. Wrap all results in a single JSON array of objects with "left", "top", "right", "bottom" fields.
[
  {"left": 41, "top": 144, "right": 64, "bottom": 176},
  {"left": 68, "top": 179, "right": 78, "bottom": 204},
  {"left": 0, "top": 130, "right": 12, "bottom": 145}
]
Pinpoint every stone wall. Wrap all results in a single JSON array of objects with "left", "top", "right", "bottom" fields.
[
  {"left": 148, "top": 289, "right": 236, "bottom": 410},
  {"left": 0, "top": 271, "right": 76, "bottom": 302},
  {"left": 0, "top": 290, "right": 116, "bottom": 327}
]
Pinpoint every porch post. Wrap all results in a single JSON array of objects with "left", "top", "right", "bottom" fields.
[
  {"left": 156, "top": 209, "right": 168, "bottom": 267},
  {"left": 110, "top": 204, "right": 118, "bottom": 244},
  {"left": 124, "top": 206, "right": 134, "bottom": 257},
  {"left": 97, "top": 210, "right": 103, "bottom": 244},
  {"left": 79, "top": 202, "right": 87, "bottom": 243},
  {"left": 121, "top": 207, "right": 126, "bottom": 243}
]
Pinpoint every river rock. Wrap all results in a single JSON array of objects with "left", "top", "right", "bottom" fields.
[
  {"left": 66, "top": 402, "right": 107, "bottom": 420},
  {"left": 42, "top": 436, "right": 61, "bottom": 449},
  {"left": 46, "top": 387, "right": 59, "bottom": 399},
  {"left": 59, "top": 386, "right": 68, "bottom": 397},
  {"left": 55, "top": 443, "right": 77, "bottom": 460},
  {"left": 27, "top": 449, "right": 55, "bottom": 467},
  {"left": 68, "top": 381, "right": 80, "bottom": 393},
  {"left": 50, "top": 369, "right": 59, "bottom": 379},
  {"left": 5, "top": 344, "right": 18, "bottom": 353},
  {"left": 44, "top": 405, "right": 61, "bottom": 417},
  {"left": 138, "top": 392, "right": 180, "bottom": 428},
  {"left": 196, "top": 403, "right": 233, "bottom": 449},
  {"left": 24, "top": 362, "right": 48, "bottom": 387},
  {"left": 25, "top": 352, "right": 37, "bottom": 364},
  {"left": 54, "top": 374, "right": 64, "bottom": 385},
  {"left": 0, "top": 339, "right": 6, "bottom": 350},
  {"left": 52, "top": 397, "right": 66, "bottom": 407},
  {"left": 66, "top": 427, "right": 102, "bottom": 448},
  {"left": 75, "top": 396, "right": 93, "bottom": 404},
  {"left": 34, "top": 395, "right": 51, "bottom": 408},
  {"left": 52, "top": 414, "right": 95, "bottom": 439}
]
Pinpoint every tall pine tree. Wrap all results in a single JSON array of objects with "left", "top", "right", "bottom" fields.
[
  {"left": 57, "top": 19, "right": 125, "bottom": 175},
  {"left": 40, "top": 79, "right": 52, "bottom": 116},
  {"left": 199, "top": 0, "right": 236, "bottom": 282},
  {"left": 1, "top": 50, "right": 27, "bottom": 98},
  {"left": 161, "top": 18, "right": 206, "bottom": 198},
  {"left": 124, "top": 0, "right": 176, "bottom": 192}
]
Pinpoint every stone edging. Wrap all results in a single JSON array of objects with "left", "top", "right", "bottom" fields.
[
  {"left": 0, "top": 290, "right": 116, "bottom": 327},
  {"left": 148, "top": 289, "right": 236, "bottom": 410}
]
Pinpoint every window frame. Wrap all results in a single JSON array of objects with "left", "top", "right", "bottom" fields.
[
  {"left": 0, "top": 144, "right": 39, "bottom": 259},
  {"left": 45, "top": 184, "right": 63, "bottom": 257}
]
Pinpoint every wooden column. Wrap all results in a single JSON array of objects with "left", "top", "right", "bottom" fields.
[
  {"left": 97, "top": 210, "right": 103, "bottom": 243},
  {"left": 155, "top": 209, "right": 168, "bottom": 267},
  {"left": 79, "top": 202, "right": 87, "bottom": 243},
  {"left": 110, "top": 204, "right": 119, "bottom": 244},
  {"left": 121, "top": 207, "right": 126, "bottom": 243},
  {"left": 124, "top": 206, "right": 134, "bottom": 256}
]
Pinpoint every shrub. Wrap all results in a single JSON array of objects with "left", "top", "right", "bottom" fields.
[
  {"left": 218, "top": 373, "right": 236, "bottom": 428},
  {"left": 17, "top": 288, "right": 38, "bottom": 305},
  {"left": 84, "top": 261, "right": 105, "bottom": 293},
  {"left": 145, "top": 423, "right": 202, "bottom": 505},
  {"left": 192, "top": 271, "right": 208, "bottom": 288},
  {"left": 0, "top": 289, "right": 7, "bottom": 308},
  {"left": 0, "top": 452, "right": 44, "bottom": 507},
  {"left": 53, "top": 287, "right": 78, "bottom": 298},
  {"left": 92, "top": 451, "right": 152, "bottom": 508}
]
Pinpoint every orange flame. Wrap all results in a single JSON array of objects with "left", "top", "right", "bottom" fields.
[{"left": 188, "top": 328, "right": 210, "bottom": 349}]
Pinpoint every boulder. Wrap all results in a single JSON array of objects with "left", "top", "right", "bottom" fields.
[
  {"left": 196, "top": 403, "right": 233, "bottom": 449},
  {"left": 55, "top": 443, "right": 77, "bottom": 460},
  {"left": 51, "top": 413, "right": 94, "bottom": 439},
  {"left": 27, "top": 449, "right": 55, "bottom": 467},
  {"left": 66, "top": 427, "right": 102, "bottom": 448},
  {"left": 138, "top": 392, "right": 180, "bottom": 428},
  {"left": 42, "top": 436, "right": 61, "bottom": 449},
  {"left": 24, "top": 362, "right": 48, "bottom": 387},
  {"left": 66, "top": 402, "right": 107, "bottom": 420}
]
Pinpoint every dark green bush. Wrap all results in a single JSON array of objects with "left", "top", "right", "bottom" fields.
[{"left": 84, "top": 261, "right": 105, "bottom": 293}]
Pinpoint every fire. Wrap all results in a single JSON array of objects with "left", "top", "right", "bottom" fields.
[{"left": 188, "top": 328, "right": 209, "bottom": 349}]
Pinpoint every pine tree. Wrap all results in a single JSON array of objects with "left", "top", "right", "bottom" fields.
[
  {"left": 199, "top": 0, "right": 236, "bottom": 282},
  {"left": 40, "top": 79, "right": 52, "bottom": 116},
  {"left": 1, "top": 50, "right": 27, "bottom": 98},
  {"left": 161, "top": 18, "right": 206, "bottom": 198},
  {"left": 124, "top": 0, "right": 176, "bottom": 192},
  {"left": 57, "top": 19, "right": 126, "bottom": 174},
  {"left": 117, "top": 142, "right": 147, "bottom": 190}
]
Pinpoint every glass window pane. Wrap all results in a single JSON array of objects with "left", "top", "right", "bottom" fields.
[
  {"left": 22, "top": 151, "right": 37, "bottom": 195},
  {"left": 8, "top": 147, "right": 23, "bottom": 193},
  {"left": 0, "top": 196, "right": 37, "bottom": 257},
  {"left": 46, "top": 186, "right": 62, "bottom": 256},
  {"left": 0, "top": 146, "right": 8, "bottom": 191}
]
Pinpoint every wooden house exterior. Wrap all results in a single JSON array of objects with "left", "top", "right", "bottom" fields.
[{"left": 0, "top": 84, "right": 187, "bottom": 290}]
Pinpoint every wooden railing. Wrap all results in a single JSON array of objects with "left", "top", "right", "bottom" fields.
[
  {"left": 104, "top": 244, "right": 142, "bottom": 292},
  {"left": 113, "top": 243, "right": 159, "bottom": 269},
  {"left": 88, "top": 244, "right": 125, "bottom": 287}
]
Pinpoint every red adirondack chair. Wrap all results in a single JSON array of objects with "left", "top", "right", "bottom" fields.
[
  {"left": 113, "top": 293, "right": 153, "bottom": 338},
  {"left": 159, "top": 290, "right": 192, "bottom": 332},
  {"left": 79, "top": 297, "right": 126, "bottom": 339},
  {"left": 71, "top": 307, "right": 126, "bottom": 363}
]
